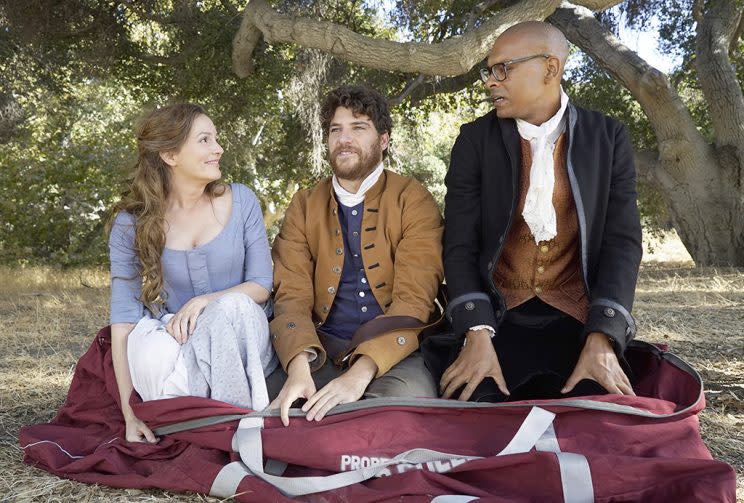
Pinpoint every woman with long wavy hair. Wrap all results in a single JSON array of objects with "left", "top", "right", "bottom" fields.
[{"left": 109, "top": 103, "right": 276, "bottom": 443}]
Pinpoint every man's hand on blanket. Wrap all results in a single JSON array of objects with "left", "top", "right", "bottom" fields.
[
  {"left": 302, "top": 356, "right": 377, "bottom": 422},
  {"left": 166, "top": 295, "right": 211, "bottom": 344},
  {"left": 562, "top": 332, "right": 635, "bottom": 396},
  {"left": 125, "top": 415, "right": 159, "bottom": 443},
  {"left": 440, "top": 329, "right": 510, "bottom": 401},
  {"left": 269, "top": 352, "right": 317, "bottom": 427}
]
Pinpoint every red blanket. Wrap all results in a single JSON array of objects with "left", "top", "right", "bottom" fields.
[{"left": 20, "top": 327, "right": 736, "bottom": 502}]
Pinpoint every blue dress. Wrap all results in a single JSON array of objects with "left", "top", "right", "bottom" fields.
[{"left": 109, "top": 183, "right": 273, "bottom": 324}]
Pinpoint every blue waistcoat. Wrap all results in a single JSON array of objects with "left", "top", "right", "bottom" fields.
[{"left": 322, "top": 201, "right": 384, "bottom": 340}]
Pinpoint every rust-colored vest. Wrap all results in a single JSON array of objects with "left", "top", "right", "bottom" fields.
[{"left": 493, "top": 134, "right": 589, "bottom": 323}]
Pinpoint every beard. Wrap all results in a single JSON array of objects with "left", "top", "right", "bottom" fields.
[{"left": 329, "top": 142, "right": 383, "bottom": 182}]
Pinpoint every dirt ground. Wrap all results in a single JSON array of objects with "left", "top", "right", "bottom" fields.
[{"left": 0, "top": 241, "right": 742, "bottom": 501}]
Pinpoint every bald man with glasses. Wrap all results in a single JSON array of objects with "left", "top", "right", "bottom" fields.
[{"left": 425, "top": 21, "right": 643, "bottom": 403}]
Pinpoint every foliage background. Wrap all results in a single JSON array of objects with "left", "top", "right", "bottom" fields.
[{"left": 0, "top": 0, "right": 731, "bottom": 265}]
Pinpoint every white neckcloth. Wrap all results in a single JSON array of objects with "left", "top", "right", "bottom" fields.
[
  {"left": 332, "top": 161, "right": 384, "bottom": 207},
  {"left": 516, "top": 88, "right": 569, "bottom": 244}
]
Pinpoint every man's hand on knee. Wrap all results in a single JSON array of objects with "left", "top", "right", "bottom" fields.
[
  {"left": 302, "top": 355, "right": 377, "bottom": 422},
  {"left": 562, "top": 331, "right": 635, "bottom": 396},
  {"left": 440, "top": 329, "right": 510, "bottom": 401}
]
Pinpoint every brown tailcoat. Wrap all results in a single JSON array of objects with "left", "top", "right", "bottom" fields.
[{"left": 271, "top": 169, "right": 444, "bottom": 377}]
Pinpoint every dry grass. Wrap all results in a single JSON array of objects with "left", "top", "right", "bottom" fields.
[{"left": 0, "top": 257, "right": 742, "bottom": 502}]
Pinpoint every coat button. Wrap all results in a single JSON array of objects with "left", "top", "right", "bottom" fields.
[
  {"left": 328, "top": 286, "right": 336, "bottom": 294},
  {"left": 332, "top": 265, "right": 342, "bottom": 274},
  {"left": 287, "top": 322, "right": 296, "bottom": 329},
  {"left": 333, "top": 208, "right": 337, "bottom": 215},
  {"left": 603, "top": 307, "right": 616, "bottom": 318},
  {"left": 271, "top": 333, "right": 277, "bottom": 341},
  {"left": 322, "top": 305, "right": 329, "bottom": 313},
  {"left": 464, "top": 301, "right": 475, "bottom": 311},
  {"left": 487, "top": 261, "right": 493, "bottom": 270},
  {"left": 396, "top": 336, "right": 406, "bottom": 345},
  {"left": 335, "top": 228, "right": 340, "bottom": 236},
  {"left": 540, "top": 245, "right": 549, "bottom": 253},
  {"left": 361, "top": 306, "right": 368, "bottom": 313},
  {"left": 495, "top": 309, "right": 502, "bottom": 317},
  {"left": 351, "top": 209, "right": 358, "bottom": 216},
  {"left": 336, "top": 248, "right": 343, "bottom": 255}
]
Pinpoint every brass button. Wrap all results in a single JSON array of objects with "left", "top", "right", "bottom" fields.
[
  {"left": 534, "top": 286, "right": 543, "bottom": 294},
  {"left": 336, "top": 247, "right": 343, "bottom": 255},
  {"left": 537, "top": 266, "right": 545, "bottom": 274},
  {"left": 540, "top": 245, "right": 549, "bottom": 253},
  {"left": 328, "top": 286, "right": 336, "bottom": 294}
]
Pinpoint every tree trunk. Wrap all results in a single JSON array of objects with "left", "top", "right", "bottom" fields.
[{"left": 550, "top": 1, "right": 744, "bottom": 265}]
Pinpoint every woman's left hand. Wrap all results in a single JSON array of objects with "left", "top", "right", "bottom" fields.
[{"left": 165, "top": 295, "right": 211, "bottom": 344}]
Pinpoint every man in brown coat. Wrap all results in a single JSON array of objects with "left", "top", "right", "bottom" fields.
[{"left": 267, "top": 85, "right": 443, "bottom": 425}]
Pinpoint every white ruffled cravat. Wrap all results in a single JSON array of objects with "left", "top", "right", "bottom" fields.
[
  {"left": 332, "top": 161, "right": 384, "bottom": 207},
  {"left": 516, "top": 88, "right": 569, "bottom": 244}
]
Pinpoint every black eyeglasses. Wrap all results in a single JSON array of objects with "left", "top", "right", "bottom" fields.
[{"left": 479, "top": 54, "right": 552, "bottom": 83}]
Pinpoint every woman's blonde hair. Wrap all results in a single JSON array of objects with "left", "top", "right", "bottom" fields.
[{"left": 110, "top": 103, "right": 225, "bottom": 312}]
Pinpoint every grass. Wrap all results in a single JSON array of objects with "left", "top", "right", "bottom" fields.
[{"left": 0, "top": 255, "right": 742, "bottom": 501}]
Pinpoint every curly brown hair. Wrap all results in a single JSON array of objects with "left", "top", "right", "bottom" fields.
[
  {"left": 109, "top": 103, "right": 225, "bottom": 312},
  {"left": 320, "top": 85, "right": 393, "bottom": 159}
]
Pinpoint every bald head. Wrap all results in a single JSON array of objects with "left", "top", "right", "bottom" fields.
[
  {"left": 484, "top": 21, "right": 569, "bottom": 125},
  {"left": 496, "top": 21, "right": 569, "bottom": 70}
]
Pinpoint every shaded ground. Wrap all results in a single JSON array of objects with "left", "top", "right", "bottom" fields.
[{"left": 0, "top": 263, "right": 742, "bottom": 501}]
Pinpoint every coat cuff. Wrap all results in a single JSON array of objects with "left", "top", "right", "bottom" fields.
[
  {"left": 582, "top": 298, "right": 636, "bottom": 354},
  {"left": 349, "top": 328, "right": 419, "bottom": 377},
  {"left": 446, "top": 292, "right": 497, "bottom": 337},
  {"left": 269, "top": 314, "right": 326, "bottom": 371}
]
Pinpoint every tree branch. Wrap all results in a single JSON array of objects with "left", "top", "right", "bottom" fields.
[
  {"left": 549, "top": 2, "right": 709, "bottom": 179},
  {"left": 233, "top": 0, "right": 566, "bottom": 78},
  {"left": 388, "top": 67, "right": 482, "bottom": 107},
  {"left": 695, "top": 0, "right": 744, "bottom": 151}
]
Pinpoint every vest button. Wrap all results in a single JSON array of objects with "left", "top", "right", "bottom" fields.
[
  {"left": 322, "top": 305, "right": 329, "bottom": 313},
  {"left": 361, "top": 306, "right": 368, "bottom": 313},
  {"left": 287, "top": 322, "right": 296, "bottom": 329},
  {"left": 332, "top": 265, "right": 342, "bottom": 274},
  {"left": 540, "top": 245, "right": 549, "bottom": 253},
  {"left": 336, "top": 248, "right": 343, "bottom": 255},
  {"left": 396, "top": 336, "right": 406, "bottom": 345},
  {"left": 534, "top": 286, "right": 543, "bottom": 294},
  {"left": 537, "top": 266, "right": 545, "bottom": 274},
  {"left": 328, "top": 286, "right": 336, "bottom": 294},
  {"left": 351, "top": 209, "right": 358, "bottom": 216}
]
